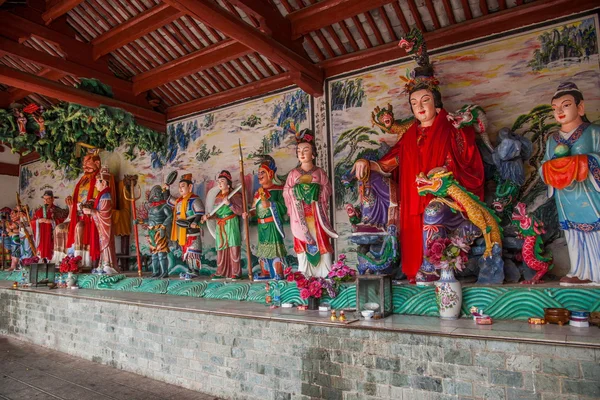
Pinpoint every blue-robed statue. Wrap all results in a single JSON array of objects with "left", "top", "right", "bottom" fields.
[{"left": 540, "top": 82, "right": 600, "bottom": 285}]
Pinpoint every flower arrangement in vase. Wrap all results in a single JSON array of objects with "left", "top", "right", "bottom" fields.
[
  {"left": 59, "top": 255, "right": 81, "bottom": 288},
  {"left": 424, "top": 237, "right": 470, "bottom": 319}
]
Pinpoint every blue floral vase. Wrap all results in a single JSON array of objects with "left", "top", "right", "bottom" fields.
[{"left": 434, "top": 268, "right": 462, "bottom": 320}]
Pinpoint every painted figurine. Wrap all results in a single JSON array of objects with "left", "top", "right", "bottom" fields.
[
  {"left": 82, "top": 166, "right": 118, "bottom": 274},
  {"left": 352, "top": 29, "right": 484, "bottom": 284},
  {"left": 540, "top": 82, "right": 600, "bottom": 285},
  {"left": 202, "top": 170, "right": 243, "bottom": 279},
  {"left": 284, "top": 129, "right": 338, "bottom": 278},
  {"left": 243, "top": 156, "right": 288, "bottom": 280},
  {"left": 59, "top": 149, "right": 102, "bottom": 266},
  {"left": 165, "top": 173, "right": 205, "bottom": 278},
  {"left": 137, "top": 185, "right": 173, "bottom": 278},
  {"left": 511, "top": 202, "right": 553, "bottom": 284},
  {"left": 14, "top": 109, "right": 27, "bottom": 135},
  {"left": 31, "top": 190, "right": 67, "bottom": 261},
  {"left": 6, "top": 208, "right": 24, "bottom": 271}
]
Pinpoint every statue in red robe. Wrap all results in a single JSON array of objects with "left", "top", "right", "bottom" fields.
[
  {"left": 83, "top": 166, "right": 118, "bottom": 274},
  {"left": 31, "top": 190, "right": 67, "bottom": 261},
  {"left": 353, "top": 39, "right": 484, "bottom": 284}
]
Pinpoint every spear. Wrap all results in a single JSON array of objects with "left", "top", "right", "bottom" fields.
[
  {"left": 123, "top": 177, "right": 142, "bottom": 277},
  {"left": 15, "top": 192, "right": 37, "bottom": 257},
  {"left": 238, "top": 139, "right": 253, "bottom": 281}
]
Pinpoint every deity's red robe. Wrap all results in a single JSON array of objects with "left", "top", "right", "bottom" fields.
[
  {"left": 89, "top": 188, "right": 117, "bottom": 269},
  {"left": 66, "top": 175, "right": 97, "bottom": 249},
  {"left": 374, "top": 109, "right": 484, "bottom": 279},
  {"left": 32, "top": 204, "right": 65, "bottom": 260}
]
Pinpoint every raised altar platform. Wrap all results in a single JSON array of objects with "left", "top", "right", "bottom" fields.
[
  {"left": 1, "top": 279, "right": 599, "bottom": 400},
  {"left": 1, "top": 271, "right": 599, "bottom": 321}
]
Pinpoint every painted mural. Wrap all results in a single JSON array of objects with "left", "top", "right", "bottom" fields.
[
  {"left": 20, "top": 89, "right": 314, "bottom": 275},
  {"left": 330, "top": 15, "right": 600, "bottom": 275}
]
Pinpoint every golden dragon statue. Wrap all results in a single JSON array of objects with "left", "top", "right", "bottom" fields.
[{"left": 416, "top": 168, "right": 503, "bottom": 258}]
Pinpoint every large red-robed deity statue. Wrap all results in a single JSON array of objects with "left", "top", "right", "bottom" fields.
[{"left": 353, "top": 34, "right": 484, "bottom": 284}]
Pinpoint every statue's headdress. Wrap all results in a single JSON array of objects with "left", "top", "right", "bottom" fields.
[
  {"left": 398, "top": 28, "right": 439, "bottom": 95},
  {"left": 255, "top": 155, "right": 277, "bottom": 175},
  {"left": 218, "top": 170, "right": 232, "bottom": 182},
  {"left": 179, "top": 173, "right": 193, "bottom": 185},
  {"left": 96, "top": 165, "right": 111, "bottom": 181},
  {"left": 42, "top": 190, "right": 58, "bottom": 199},
  {"left": 552, "top": 81, "right": 584, "bottom": 101},
  {"left": 295, "top": 128, "right": 314, "bottom": 144}
]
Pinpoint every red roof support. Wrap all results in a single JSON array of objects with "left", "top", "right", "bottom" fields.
[
  {"left": 320, "top": 0, "right": 599, "bottom": 77},
  {"left": 132, "top": 39, "right": 251, "bottom": 95},
  {"left": 42, "top": 0, "right": 85, "bottom": 25},
  {"left": 92, "top": 4, "right": 184, "bottom": 60},
  {"left": 167, "top": 73, "right": 295, "bottom": 119},
  {"left": 0, "top": 162, "right": 19, "bottom": 177},
  {"left": 0, "top": 65, "right": 166, "bottom": 131},
  {"left": 163, "top": 0, "right": 323, "bottom": 96},
  {"left": 287, "top": 0, "right": 398, "bottom": 39}
]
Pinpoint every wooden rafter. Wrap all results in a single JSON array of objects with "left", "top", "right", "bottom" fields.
[
  {"left": 287, "top": 0, "right": 398, "bottom": 39},
  {"left": 1, "top": 68, "right": 65, "bottom": 106},
  {"left": 162, "top": 0, "right": 324, "bottom": 96},
  {"left": 441, "top": 0, "right": 456, "bottom": 25},
  {"left": 424, "top": 0, "right": 441, "bottom": 29},
  {"left": 133, "top": 39, "right": 252, "bottom": 95},
  {"left": 167, "top": 73, "right": 295, "bottom": 119},
  {"left": 320, "top": 0, "right": 599, "bottom": 77},
  {"left": 407, "top": 0, "right": 426, "bottom": 31},
  {"left": 0, "top": 37, "right": 145, "bottom": 106},
  {"left": 0, "top": 65, "right": 165, "bottom": 131},
  {"left": 42, "top": 0, "right": 85, "bottom": 25},
  {"left": 462, "top": 0, "right": 474, "bottom": 19},
  {"left": 479, "top": 0, "right": 489, "bottom": 16},
  {"left": 91, "top": 3, "right": 184, "bottom": 60},
  {"left": 0, "top": 11, "right": 107, "bottom": 73}
]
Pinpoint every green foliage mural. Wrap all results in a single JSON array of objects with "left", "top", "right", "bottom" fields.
[{"left": 331, "top": 78, "right": 366, "bottom": 111}]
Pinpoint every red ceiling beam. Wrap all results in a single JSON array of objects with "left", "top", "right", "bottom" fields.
[
  {"left": 163, "top": 0, "right": 323, "bottom": 96},
  {"left": 0, "top": 65, "right": 166, "bottom": 131},
  {"left": 0, "top": 37, "right": 148, "bottom": 107},
  {"left": 0, "top": 11, "right": 108, "bottom": 73},
  {"left": 3, "top": 68, "right": 66, "bottom": 105},
  {"left": 287, "top": 0, "right": 398, "bottom": 39},
  {"left": 132, "top": 39, "right": 251, "bottom": 95},
  {"left": 91, "top": 4, "right": 184, "bottom": 61},
  {"left": 320, "top": 0, "right": 599, "bottom": 77},
  {"left": 41, "top": 0, "right": 85, "bottom": 25},
  {"left": 0, "top": 162, "right": 19, "bottom": 176},
  {"left": 167, "top": 73, "right": 295, "bottom": 119}
]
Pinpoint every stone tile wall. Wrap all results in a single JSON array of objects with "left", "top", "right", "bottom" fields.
[{"left": 1, "top": 289, "right": 599, "bottom": 400}]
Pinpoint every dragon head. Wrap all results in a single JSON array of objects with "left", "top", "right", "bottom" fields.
[
  {"left": 511, "top": 202, "right": 531, "bottom": 231},
  {"left": 492, "top": 195, "right": 512, "bottom": 213},
  {"left": 416, "top": 168, "right": 454, "bottom": 197},
  {"left": 372, "top": 104, "right": 395, "bottom": 130},
  {"left": 398, "top": 27, "right": 424, "bottom": 55}
]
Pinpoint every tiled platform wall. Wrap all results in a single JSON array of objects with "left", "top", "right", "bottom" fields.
[{"left": 1, "top": 289, "right": 599, "bottom": 400}]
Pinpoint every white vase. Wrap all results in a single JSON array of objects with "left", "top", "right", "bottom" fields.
[
  {"left": 66, "top": 272, "right": 75, "bottom": 288},
  {"left": 434, "top": 268, "right": 462, "bottom": 320}
]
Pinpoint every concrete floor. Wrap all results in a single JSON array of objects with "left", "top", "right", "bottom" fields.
[{"left": 0, "top": 336, "right": 220, "bottom": 400}]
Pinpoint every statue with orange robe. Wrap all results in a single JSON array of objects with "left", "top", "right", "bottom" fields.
[
  {"left": 352, "top": 36, "right": 484, "bottom": 284},
  {"left": 31, "top": 190, "right": 67, "bottom": 261},
  {"left": 540, "top": 82, "right": 600, "bottom": 285},
  {"left": 82, "top": 166, "right": 118, "bottom": 274}
]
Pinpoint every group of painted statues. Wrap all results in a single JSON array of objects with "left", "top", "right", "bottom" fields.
[
  {"left": 5, "top": 28, "right": 598, "bottom": 286},
  {"left": 347, "top": 29, "right": 599, "bottom": 286}
]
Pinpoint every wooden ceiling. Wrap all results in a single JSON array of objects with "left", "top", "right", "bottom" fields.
[{"left": 0, "top": 0, "right": 597, "bottom": 129}]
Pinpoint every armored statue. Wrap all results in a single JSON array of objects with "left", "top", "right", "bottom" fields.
[
  {"left": 137, "top": 185, "right": 173, "bottom": 278},
  {"left": 165, "top": 173, "right": 205, "bottom": 278}
]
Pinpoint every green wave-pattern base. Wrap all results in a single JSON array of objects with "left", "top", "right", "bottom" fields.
[{"left": 3, "top": 273, "right": 600, "bottom": 320}]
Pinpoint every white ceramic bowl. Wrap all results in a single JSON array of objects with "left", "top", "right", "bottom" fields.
[
  {"left": 364, "top": 302, "right": 380, "bottom": 311},
  {"left": 361, "top": 310, "right": 375, "bottom": 319}
]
